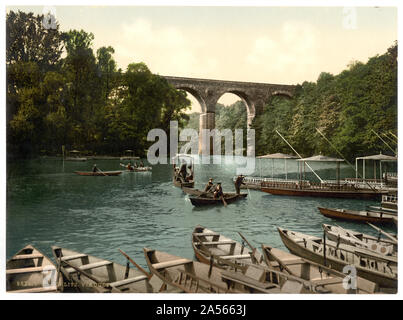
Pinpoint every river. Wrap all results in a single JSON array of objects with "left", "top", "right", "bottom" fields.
[{"left": 6, "top": 156, "right": 395, "bottom": 268}]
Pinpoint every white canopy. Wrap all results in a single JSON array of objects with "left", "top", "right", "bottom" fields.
[
  {"left": 297, "top": 155, "right": 344, "bottom": 162},
  {"left": 257, "top": 153, "right": 298, "bottom": 159},
  {"left": 356, "top": 153, "right": 397, "bottom": 161}
]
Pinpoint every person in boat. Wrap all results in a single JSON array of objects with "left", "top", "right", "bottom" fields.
[
  {"left": 204, "top": 178, "right": 215, "bottom": 193},
  {"left": 92, "top": 164, "right": 99, "bottom": 173},
  {"left": 186, "top": 165, "right": 194, "bottom": 182},
  {"left": 127, "top": 162, "right": 134, "bottom": 171},
  {"left": 139, "top": 161, "right": 144, "bottom": 168},
  {"left": 213, "top": 182, "right": 224, "bottom": 199},
  {"left": 234, "top": 174, "right": 245, "bottom": 195},
  {"left": 179, "top": 163, "right": 187, "bottom": 183}
]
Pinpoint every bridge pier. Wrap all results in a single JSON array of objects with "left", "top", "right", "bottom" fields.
[{"left": 199, "top": 112, "right": 215, "bottom": 155}]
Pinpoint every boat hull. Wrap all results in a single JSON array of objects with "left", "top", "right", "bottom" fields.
[
  {"left": 74, "top": 171, "right": 122, "bottom": 176},
  {"left": 262, "top": 187, "right": 386, "bottom": 200},
  {"left": 278, "top": 229, "right": 397, "bottom": 289},
  {"left": 190, "top": 194, "right": 247, "bottom": 206},
  {"left": 318, "top": 207, "right": 395, "bottom": 224}
]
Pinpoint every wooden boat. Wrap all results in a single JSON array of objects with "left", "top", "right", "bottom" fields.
[
  {"left": 132, "top": 167, "right": 152, "bottom": 172},
  {"left": 318, "top": 207, "right": 396, "bottom": 224},
  {"left": 172, "top": 154, "right": 195, "bottom": 188},
  {"left": 262, "top": 185, "right": 387, "bottom": 200},
  {"left": 278, "top": 227, "right": 397, "bottom": 291},
  {"left": 74, "top": 171, "right": 123, "bottom": 176},
  {"left": 261, "top": 244, "right": 379, "bottom": 294},
  {"left": 192, "top": 226, "right": 375, "bottom": 293},
  {"left": 190, "top": 194, "right": 247, "bottom": 206},
  {"left": 7, "top": 245, "right": 62, "bottom": 293},
  {"left": 192, "top": 225, "right": 262, "bottom": 267},
  {"left": 173, "top": 177, "right": 194, "bottom": 188},
  {"left": 143, "top": 248, "right": 233, "bottom": 293},
  {"left": 65, "top": 157, "right": 87, "bottom": 161},
  {"left": 52, "top": 246, "right": 180, "bottom": 293},
  {"left": 322, "top": 224, "right": 397, "bottom": 257}
]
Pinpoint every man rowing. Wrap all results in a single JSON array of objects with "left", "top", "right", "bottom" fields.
[
  {"left": 213, "top": 183, "right": 224, "bottom": 199},
  {"left": 92, "top": 164, "right": 99, "bottom": 173}
]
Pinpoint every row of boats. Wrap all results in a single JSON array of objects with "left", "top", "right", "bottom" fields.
[{"left": 7, "top": 223, "right": 397, "bottom": 294}]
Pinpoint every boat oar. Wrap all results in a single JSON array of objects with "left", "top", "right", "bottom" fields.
[
  {"left": 260, "top": 245, "right": 297, "bottom": 277},
  {"left": 220, "top": 195, "right": 227, "bottom": 207},
  {"left": 238, "top": 232, "right": 260, "bottom": 264},
  {"left": 97, "top": 167, "right": 108, "bottom": 176},
  {"left": 366, "top": 223, "right": 398, "bottom": 244},
  {"left": 119, "top": 249, "right": 153, "bottom": 279}
]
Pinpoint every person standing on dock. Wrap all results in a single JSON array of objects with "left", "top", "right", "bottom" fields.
[{"left": 234, "top": 175, "right": 245, "bottom": 195}]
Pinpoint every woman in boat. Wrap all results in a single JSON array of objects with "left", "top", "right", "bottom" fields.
[
  {"left": 213, "top": 183, "right": 224, "bottom": 199},
  {"left": 204, "top": 178, "right": 215, "bottom": 193},
  {"left": 234, "top": 174, "right": 245, "bottom": 195},
  {"left": 92, "top": 164, "right": 99, "bottom": 173},
  {"left": 179, "top": 163, "right": 187, "bottom": 183},
  {"left": 139, "top": 161, "right": 144, "bottom": 168}
]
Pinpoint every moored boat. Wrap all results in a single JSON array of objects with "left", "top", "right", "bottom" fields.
[
  {"left": 143, "top": 248, "right": 232, "bottom": 293},
  {"left": 52, "top": 246, "right": 181, "bottom": 293},
  {"left": 318, "top": 207, "right": 396, "bottom": 224},
  {"left": 277, "top": 227, "right": 397, "bottom": 291},
  {"left": 262, "top": 185, "right": 387, "bottom": 200},
  {"left": 190, "top": 194, "right": 247, "bottom": 206},
  {"left": 191, "top": 225, "right": 261, "bottom": 267},
  {"left": 261, "top": 244, "right": 379, "bottom": 294},
  {"left": 322, "top": 224, "right": 397, "bottom": 257},
  {"left": 74, "top": 171, "right": 123, "bottom": 176},
  {"left": 7, "top": 245, "right": 62, "bottom": 293}
]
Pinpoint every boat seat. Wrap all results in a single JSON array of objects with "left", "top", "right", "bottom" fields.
[
  {"left": 152, "top": 259, "right": 192, "bottom": 270},
  {"left": 219, "top": 254, "right": 251, "bottom": 260},
  {"left": 61, "top": 254, "right": 88, "bottom": 262},
  {"left": 197, "top": 240, "right": 236, "bottom": 246},
  {"left": 311, "top": 277, "right": 343, "bottom": 286},
  {"left": 65, "top": 261, "right": 113, "bottom": 274},
  {"left": 110, "top": 275, "right": 148, "bottom": 288},
  {"left": 10, "top": 254, "right": 44, "bottom": 260},
  {"left": 193, "top": 232, "right": 220, "bottom": 237},
  {"left": 8, "top": 286, "right": 58, "bottom": 293},
  {"left": 6, "top": 266, "right": 52, "bottom": 275}
]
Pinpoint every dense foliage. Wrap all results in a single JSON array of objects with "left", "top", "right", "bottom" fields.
[
  {"left": 253, "top": 42, "right": 397, "bottom": 160},
  {"left": 6, "top": 10, "right": 190, "bottom": 158}
]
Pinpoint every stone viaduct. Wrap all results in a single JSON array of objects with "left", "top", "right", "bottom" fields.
[{"left": 163, "top": 76, "right": 296, "bottom": 154}]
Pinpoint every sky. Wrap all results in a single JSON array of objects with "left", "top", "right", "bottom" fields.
[{"left": 5, "top": 4, "right": 398, "bottom": 112}]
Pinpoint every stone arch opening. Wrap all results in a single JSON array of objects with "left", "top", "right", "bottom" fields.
[
  {"left": 175, "top": 86, "right": 206, "bottom": 113},
  {"left": 217, "top": 91, "right": 255, "bottom": 127}
]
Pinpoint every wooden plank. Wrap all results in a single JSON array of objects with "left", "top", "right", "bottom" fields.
[
  {"left": 8, "top": 286, "right": 58, "bottom": 293},
  {"left": 193, "top": 232, "right": 220, "bottom": 237},
  {"left": 61, "top": 253, "right": 88, "bottom": 262},
  {"left": 10, "top": 254, "right": 44, "bottom": 261},
  {"left": 6, "top": 266, "right": 51, "bottom": 275},
  {"left": 110, "top": 275, "right": 148, "bottom": 288},
  {"left": 196, "top": 240, "right": 236, "bottom": 246},
  {"left": 65, "top": 261, "right": 112, "bottom": 274},
  {"left": 221, "top": 270, "right": 277, "bottom": 291},
  {"left": 219, "top": 254, "right": 251, "bottom": 260},
  {"left": 152, "top": 259, "right": 191, "bottom": 270}
]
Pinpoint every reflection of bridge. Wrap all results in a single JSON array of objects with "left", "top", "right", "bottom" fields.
[{"left": 163, "top": 76, "right": 296, "bottom": 154}]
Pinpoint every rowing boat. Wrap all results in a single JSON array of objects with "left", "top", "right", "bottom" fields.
[
  {"left": 189, "top": 194, "right": 247, "bottom": 206},
  {"left": 192, "top": 225, "right": 262, "bottom": 267},
  {"left": 261, "top": 244, "right": 379, "bottom": 294},
  {"left": 262, "top": 186, "right": 387, "bottom": 200},
  {"left": 191, "top": 226, "right": 373, "bottom": 293},
  {"left": 322, "top": 224, "right": 397, "bottom": 257},
  {"left": 74, "top": 171, "right": 123, "bottom": 176},
  {"left": 278, "top": 227, "right": 397, "bottom": 291},
  {"left": 52, "top": 246, "right": 180, "bottom": 293},
  {"left": 143, "top": 247, "right": 234, "bottom": 293},
  {"left": 7, "top": 245, "right": 62, "bottom": 293},
  {"left": 173, "top": 178, "right": 194, "bottom": 188},
  {"left": 318, "top": 207, "right": 396, "bottom": 224}
]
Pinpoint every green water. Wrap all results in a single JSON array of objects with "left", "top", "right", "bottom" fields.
[{"left": 6, "top": 157, "right": 395, "bottom": 268}]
